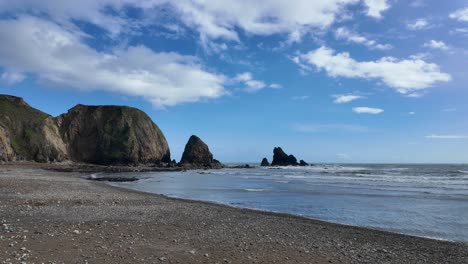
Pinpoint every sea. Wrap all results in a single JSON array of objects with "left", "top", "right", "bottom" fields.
[{"left": 100, "top": 164, "right": 468, "bottom": 242}]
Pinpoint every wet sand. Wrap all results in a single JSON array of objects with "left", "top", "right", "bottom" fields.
[{"left": 1, "top": 164, "right": 467, "bottom": 263}]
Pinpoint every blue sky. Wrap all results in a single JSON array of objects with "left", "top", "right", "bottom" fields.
[{"left": 0, "top": 0, "right": 467, "bottom": 163}]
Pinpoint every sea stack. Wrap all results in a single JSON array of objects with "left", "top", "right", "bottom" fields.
[
  {"left": 58, "top": 104, "right": 171, "bottom": 165},
  {"left": 271, "top": 147, "right": 299, "bottom": 166},
  {"left": 180, "top": 135, "right": 222, "bottom": 169},
  {"left": 299, "top": 160, "right": 309, "bottom": 166},
  {"left": 261, "top": 158, "right": 270, "bottom": 166}
]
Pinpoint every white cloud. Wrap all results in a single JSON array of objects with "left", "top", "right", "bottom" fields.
[
  {"left": 333, "top": 94, "right": 364, "bottom": 104},
  {"left": 450, "top": 8, "right": 468, "bottom": 22},
  {"left": 1, "top": 71, "right": 26, "bottom": 85},
  {"left": 291, "top": 123, "right": 368, "bottom": 133},
  {"left": 269, "top": 83, "right": 282, "bottom": 89},
  {"left": 363, "top": 0, "right": 390, "bottom": 18},
  {"left": 407, "top": 18, "right": 430, "bottom": 30},
  {"left": 293, "top": 46, "right": 451, "bottom": 94},
  {"left": 0, "top": 0, "right": 129, "bottom": 36},
  {"left": 0, "top": 0, "right": 391, "bottom": 44},
  {"left": 335, "top": 27, "right": 392, "bottom": 50},
  {"left": 234, "top": 72, "right": 275, "bottom": 92},
  {"left": 408, "top": 111, "right": 415, "bottom": 115},
  {"left": 0, "top": 16, "right": 227, "bottom": 107},
  {"left": 426, "top": 134, "right": 468, "bottom": 139},
  {"left": 423, "top": 40, "right": 449, "bottom": 50},
  {"left": 352, "top": 107, "right": 384, "bottom": 114}
]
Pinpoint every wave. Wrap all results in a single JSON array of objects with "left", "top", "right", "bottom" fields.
[{"left": 243, "top": 188, "right": 271, "bottom": 192}]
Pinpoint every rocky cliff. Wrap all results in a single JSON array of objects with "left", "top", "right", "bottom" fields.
[
  {"left": 0, "top": 95, "right": 171, "bottom": 165},
  {"left": 58, "top": 104, "right": 171, "bottom": 165},
  {"left": 0, "top": 95, "right": 68, "bottom": 162},
  {"left": 180, "top": 135, "right": 222, "bottom": 169}
]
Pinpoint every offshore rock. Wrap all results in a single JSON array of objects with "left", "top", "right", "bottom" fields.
[
  {"left": 261, "top": 158, "right": 270, "bottom": 166},
  {"left": 271, "top": 147, "right": 299, "bottom": 166},
  {"left": 180, "top": 135, "right": 222, "bottom": 169}
]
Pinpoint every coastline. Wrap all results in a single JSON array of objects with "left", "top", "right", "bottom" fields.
[{"left": 1, "top": 164, "right": 467, "bottom": 263}]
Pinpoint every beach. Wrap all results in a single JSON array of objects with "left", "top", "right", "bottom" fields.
[{"left": 1, "top": 164, "right": 467, "bottom": 264}]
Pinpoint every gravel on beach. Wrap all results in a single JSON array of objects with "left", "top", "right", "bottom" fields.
[{"left": 0, "top": 164, "right": 467, "bottom": 264}]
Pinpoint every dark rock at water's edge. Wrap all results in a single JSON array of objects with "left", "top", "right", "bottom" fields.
[
  {"left": 87, "top": 176, "right": 139, "bottom": 182},
  {"left": 180, "top": 135, "right": 223, "bottom": 169},
  {"left": 0, "top": 94, "right": 171, "bottom": 165},
  {"left": 261, "top": 158, "right": 270, "bottom": 166},
  {"left": 228, "top": 164, "right": 254, "bottom": 169},
  {"left": 299, "top": 160, "right": 309, "bottom": 166},
  {"left": 271, "top": 147, "right": 299, "bottom": 166}
]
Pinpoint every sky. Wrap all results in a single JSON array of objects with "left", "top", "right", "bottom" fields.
[{"left": 0, "top": 0, "right": 467, "bottom": 163}]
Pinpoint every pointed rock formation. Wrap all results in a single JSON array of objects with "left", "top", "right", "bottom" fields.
[
  {"left": 180, "top": 135, "right": 222, "bottom": 169},
  {"left": 271, "top": 147, "right": 299, "bottom": 166},
  {"left": 261, "top": 157, "right": 270, "bottom": 166},
  {"left": 299, "top": 160, "right": 309, "bottom": 166}
]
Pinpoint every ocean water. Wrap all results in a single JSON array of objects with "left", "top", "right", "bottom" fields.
[{"left": 103, "top": 164, "right": 468, "bottom": 242}]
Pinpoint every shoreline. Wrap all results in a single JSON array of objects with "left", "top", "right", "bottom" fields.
[
  {"left": 1, "top": 164, "right": 467, "bottom": 263},
  {"left": 106, "top": 181, "right": 458, "bottom": 244}
]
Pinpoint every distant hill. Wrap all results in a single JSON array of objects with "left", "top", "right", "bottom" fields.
[{"left": 0, "top": 94, "right": 171, "bottom": 165}]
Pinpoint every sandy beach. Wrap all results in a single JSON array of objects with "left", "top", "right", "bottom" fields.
[{"left": 1, "top": 164, "right": 467, "bottom": 264}]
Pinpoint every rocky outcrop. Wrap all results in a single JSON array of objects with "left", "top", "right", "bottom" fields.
[
  {"left": 0, "top": 95, "right": 68, "bottom": 162},
  {"left": 180, "top": 135, "right": 222, "bottom": 169},
  {"left": 261, "top": 158, "right": 270, "bottom": 166},
  {"left": 0, "top": 126, "right": 14, "bottom": 161},
  {"left": 299, "top": 160, "right": 309, "bottom": 166},
  {"left": 271, "top": 147, "right": 299, "bottom": 166},
  {"left": 0, "top": 94, "right": 171, "bottom": 165},
  {"left": 58, "top": 104, "right": 171, "bottom": 165}
]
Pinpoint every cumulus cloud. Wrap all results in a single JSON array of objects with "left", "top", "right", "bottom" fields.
[
  {"left": 334, "top": 27, "right": 392, "bottom": 50},
  {"left": 269, "top": 83, "right": 282, "bottom": 89},
  {"left": 352, "top": 107, "right": 384, "bottom": 114},
  {"left": 293, "top": 46, "right": 451, "bottom": 94},
  {"left": 363, "top": 0, "right": 390, "bottom": 18},
  {"left": 449, "top": 8, "right": 468, "bottom": 22},
  {"left": 333, "top": 94, "right": 364, "bottom": 104},
  {"left": 1, "top": 71, "right": 26, "bottom": 85},
  {"left": 426, "top": 134, "right": 468, "bottom": 139},
  {"left": 234, "top": 72, "right": 277, "bottom": 92},
  {"left": 0, "top": 16, "right": 227, "bottom": 107},
  {"left": 407, "top": 18, "right": 430, "bottom": 30},
  {"left": 0, "top": 0, "right": 391, "bottom": 44},
  {"left": 423, "top": 40, "right": 449, "bottom": 50}
]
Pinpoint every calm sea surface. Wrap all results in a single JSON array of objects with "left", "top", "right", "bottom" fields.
[{"left": 102, "top": 164, "right": 468, "bottom": 241}]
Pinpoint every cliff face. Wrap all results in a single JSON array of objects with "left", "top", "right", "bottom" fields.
[
  {"left": 58, "top": 104, "right": 171, "bottom": 165},
  {"left": 0, "top": 95, "right": 68, "bottom": 162},
  {"left": 0, "top": 95, "right": 171, "bottom": 165}
]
